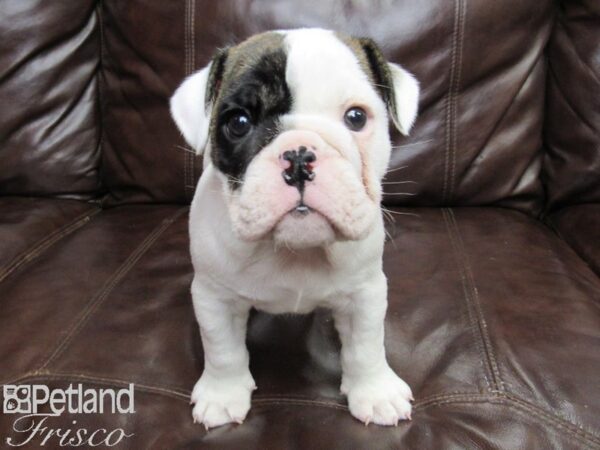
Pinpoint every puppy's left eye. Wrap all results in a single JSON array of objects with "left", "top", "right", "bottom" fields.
[
  {"left": 226, "top": 112, "right": 252, "bottom": 138},
  {"left": 344, "top": 107, "right": 367, "bottom": 131}
]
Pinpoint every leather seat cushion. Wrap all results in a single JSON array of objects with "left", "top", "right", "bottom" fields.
[
  {"left": 1, "top": 204, "right": 599, "bottom": 448},
  {"left": 0, "top": 197, "right": 99, "bottom": 285}
]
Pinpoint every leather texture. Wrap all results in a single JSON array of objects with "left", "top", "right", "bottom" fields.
[
  {"left": 0, "top": 197, "right": 99, "bottom": 285},
  {"left": 1, "top": 207, "right": 599, "bottom": 449},
  {"left": 548, "top": 204, "right": 600, "bottom": 276},
  {"left": 100, "top": 0, "right": 552, "bottom": 212},
  {"left": 0, "top": 1, "right": 101, "bottom": 199},
  {"left": 1, "top": 0, "right": 599, "bottom": 448},
  {"left": 543, "top": 0, "right": 600, "bottom": 211}
]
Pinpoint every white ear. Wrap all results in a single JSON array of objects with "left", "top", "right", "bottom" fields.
[
  {"left": 170, "top": 64, "right": 212, "bottom": 154},
  {"left": 388, "top": 64, "right": 420, "bottom": 135}
]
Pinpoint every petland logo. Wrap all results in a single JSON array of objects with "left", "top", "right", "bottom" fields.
[{"left": 3, "top": 384, "right": 135, "bottom": 447}]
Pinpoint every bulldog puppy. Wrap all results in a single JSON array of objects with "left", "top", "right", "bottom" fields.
[{"left": 170, "top": 28, "right": 419, "bottom": 428}]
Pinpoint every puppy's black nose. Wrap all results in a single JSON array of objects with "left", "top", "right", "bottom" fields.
[{"left": 281, "top": 146, "right": 316, "bottom": 192}]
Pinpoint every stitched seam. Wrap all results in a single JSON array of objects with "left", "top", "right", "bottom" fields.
[
  {"left": 188, "top": 0, "right": 192, "bottom": 191},
  {"left": 183, "top": 0, "right": 196, "bottom": 200},
  {"left": 442, "top": 208, "right": 492, "bottom": 391},
  {"left": 443, "top": 0, "right": 465, "bottom": 203},
  {"left": 253, "top": 398, "right": 348, "bottom": 411},
  {"left": 189, "top": 0, "right": 196, "bottom": 193},
  {"left": 413, "top": 390, "right": 486, "bottom": 406},
  {"left": 2, "top": 372, "right": 189, "bottom": 402},
  {"left": 184, "top": 0, "right": 190, "bottom": 77},
  {"left": 449, "top": 0, "right": 466, "bottom": 202},
  {"left": 448, "top": 209, "right": 504, "bottom": 392},
  {"left": 4, "top": 373, "right": 598, "bottom": 445},
  {"left": 0, "top": 208, "right": 100, "bottom": 284},
  {"left": 254, "top": 396, "right": 489, "bottom": 411},
  {"left": 417, "top": 394, "right": 498, "bottom": 410},
  {"left": 421, "top": 395, "right": 600, "bottom": 447},
  {"left": 260, "top": 396, "right": 600, "bottom": 446},
  {"left": 504, "top": 394, "right": 600, "bottom": 447},
  {"left": 37, "top": 208, "right": 187, "bottom": 371},
  {"left": 183, "top": 0, "right": 190, "bottom": 199},
  {"left": 0, "top": 370, "right": 192, "bottom": 399},
  {"left": 442, "top": 0, "right": 459, "bottom": 203},
  {"left": 0, "top": 373, "right": 485, "bottom": 413},
  {"left": 420, "top": 393, "right": 600, "bottom": 447},
  {"left": 190, "top": 1, "right": 195, "bottom": 73},
  {"left": 0, "top": 371, "right": 477, "bottom": 412},
  {"left": 96, "top": 0, "right": 106, "bottom": 205}
]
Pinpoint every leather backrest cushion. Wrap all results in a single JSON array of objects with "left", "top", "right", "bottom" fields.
[
  {"left": 101, "top": 0, "right": 553, "bottom": 213},
  {"left": 0, "top": 1, "right": 101, "bottom": 199},
  {"left": 100, "top": 1, "right": 193, "bottom": 205},
  {"left": 543, "top": 0, "right": 600, "bottom": 212}
]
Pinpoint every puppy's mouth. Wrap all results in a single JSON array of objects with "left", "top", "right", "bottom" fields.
[
  {"left": 292, "top": 201, "right": 311, "bottom": 216},
  {"left": 273, "top": 205, "right": 337, "bottom": 250}
]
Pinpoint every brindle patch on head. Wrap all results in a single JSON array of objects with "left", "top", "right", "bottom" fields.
[
  {"left": 335, "top": 33, "right": 398, "bottom": 122},
  {"left": 334, "top": 33, "right": 396, "bottom": 203},
  {"left": 221, "top": 32, "right": 287, "bottom": 82},
  {"left": 207, "top": 32, "right": 292, "bottom": 185},
  {"left": 318, "top": 33, "right": 387, "bottom": 203}
]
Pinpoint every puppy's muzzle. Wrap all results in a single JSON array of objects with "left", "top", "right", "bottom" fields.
[{"left": 281, "top": 146, "right": 316, "bottom": 214}]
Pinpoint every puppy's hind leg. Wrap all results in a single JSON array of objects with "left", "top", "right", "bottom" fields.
[
  {"left": 190, "top": 278, "right": 255, "bottom": 429},
  {"left": 333, "top": 272, "right": 413, "bottom": 426}
]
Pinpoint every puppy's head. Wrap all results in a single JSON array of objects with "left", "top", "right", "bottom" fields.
[{"left": 171, "top": 29, "right": 418, "bottom": 249}]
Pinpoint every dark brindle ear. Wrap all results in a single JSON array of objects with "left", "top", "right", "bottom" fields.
[
  {"left": 170, "top": 48, "right": 229, "bottom": 154},
  {"left": 358, "top": 38, "right": 419, "bottom": 135},
  {"left": 205, "top": 48, "right": 229, "bottom": 109}
]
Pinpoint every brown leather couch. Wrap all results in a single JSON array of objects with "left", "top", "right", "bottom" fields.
[{"left": 1, "top": 1, "right": 599, "bottom": 448}]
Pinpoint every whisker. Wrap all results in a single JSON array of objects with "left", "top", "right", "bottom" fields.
[
  {"left": 381, "top": 221, "right": 399, "bottom": 249},
  {"left": 371, "top": 82, "right": 391, "bottom": 90},
  {"left": 381, "top": 208, "right": 396, "bottom": 224},
  {"left": 381, "top": 209, "right": 421, "bottom": 218},
  {"left": 391, "top": 139, "right": 434, "bottom": 149},
  {"left": 384, "top": 192, "right": 417, "bottom": 196},
  {"left": 382, "top": 181, "right": 418, "bottom": 185},
  {"left": 175, "top": 145, "right": 196, "bottom": 155},
  {"left": 228, "top": 174, "right": 262, "bottom": 185},
  {"left": 384, "top": 165, "right": 409, "bottom": 175},
  {"left": 384, "top": 227, "right": 394, "bottom": 244}
]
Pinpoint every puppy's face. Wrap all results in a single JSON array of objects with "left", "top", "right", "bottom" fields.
[{"left": 171, "top": 29, "right": 419, "bottom": 249}]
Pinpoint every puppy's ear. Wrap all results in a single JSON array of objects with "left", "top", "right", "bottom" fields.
[
  {"left": 359, "top": 38, "right": 419, "bottom": 135},
  {"left": 170, "top": 49, "right": 228, "bottom": 154}
]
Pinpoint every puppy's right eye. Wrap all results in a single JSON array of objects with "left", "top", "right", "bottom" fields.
[
  {"left": 344, "top": 106, "right": 367, "bottom": 131},
  {"left": 226, "top": 112, "right": 252, "bottom": 138}
]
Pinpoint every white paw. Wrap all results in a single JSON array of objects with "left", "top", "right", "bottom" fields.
[
  {"left": 342, "top": 367, "right": 413, "bottom": 426},
  {"left": 190, "top": 371, "right": 256, "bottom": 429}
]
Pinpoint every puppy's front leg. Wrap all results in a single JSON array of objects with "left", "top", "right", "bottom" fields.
[
  {"left": 333, "top": 272, "right": 413, "bottom": 425},
  {"left": 190, "top": 279, "right": 255, "bottom": 429}
]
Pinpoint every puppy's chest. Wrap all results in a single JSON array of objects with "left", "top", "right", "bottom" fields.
[
  {"left": 250, "top": 289, "right": 334, "bottom": 315},
  {"left": 229, "top": 258, "right": 351, "bottom": 313},
  {"left": 195, "top": 246, "right": 358, "bottom": 313}
]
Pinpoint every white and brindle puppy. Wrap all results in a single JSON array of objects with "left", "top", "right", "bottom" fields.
[{"left": 170, "top": 28, "right": 419, "bottom": 428}]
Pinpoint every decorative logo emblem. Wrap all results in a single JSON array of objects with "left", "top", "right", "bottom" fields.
[{"left": 3, "top": 386, "right": 31, "bottom": 414}]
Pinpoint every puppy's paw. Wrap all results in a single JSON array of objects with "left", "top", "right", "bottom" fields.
[
  {"left": 190, "top": 371, "right": 256, "bottom": 429},
  {"left": 342, "top": 368, "right": 413, "bottom": 426}
]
